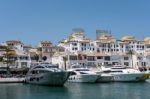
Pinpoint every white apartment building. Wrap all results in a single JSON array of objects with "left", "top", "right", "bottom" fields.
[
  {"left": 0, "top": 40, "right": 31, "bottom": 68},
  {"left": 57, "top": 29, "right": 150, "bottom": 69},
  {"left": 37, "top": 41, "right": 65, "bottom": 63},
  {"left": 58, "top": 29, "right": 92, "bottom": 53}
]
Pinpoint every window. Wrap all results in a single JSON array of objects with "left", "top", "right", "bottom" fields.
[
  {"left": 21, "top": 62, "right": 27, "bottom": 67},
  {"left": 84, "top": 56, "right": 87, "bottom": 59},
  {"left": 124, "top": 62, "right": 129, "bottom": 66},
  {"left": 82, "top": 48, "right": 84, "bottom": 51},
  {"left": 147, "top": 45, "right": 150, "bottom": 48},
  {"left": 124, "top": 57, "right": 129, "bottom": 60},
  {"left": 137, "top": 57, "right": 140, "bottom": 60},
  {"left": 102, "top": 44, "right": 105, "bottom": 47},
  {"left": 143, "top": 62, "right": 146, "bottom": 66},
  {"left": 108, "top": 44, "right": 110, "bottom": 48},
  {"left": 72, "top": 47, "right": 78, "bottom": 50},
  {"left": 91, "top": 44, "right": 94, "bottom": 46},
  {"left": 72, "top": 43, "right": 77, "bottom": 46},
  {"left": 25, "top": 57, "right": 28, "bottom": 60},
  {"left": 87, "top": 56, "right": 95, "bottom": 61},
  {"left": 82, "top": 43, "right": 86, "bottom": 46},
  {"left": 69, "top": 56, "right": 77, "bottom": 60},
  {"left": 75, "top": 48, "right": 78, "bottom": 50},
  {"left": 104, "top": 56, "right": 110, "bottom": 61},
  {"left": 104, "top": 62, "right": 108, "bottom": 65},
  {"left": 112, "top": 62, "right": 118, "bottom": 65},
  {"left": 78, "top": 55, "right": 82, "bottom": 60},
  {"left": 97, "top": 49, "right": 100, "bottom": 52},
  {"left": 97, "top": 56, "right": 103, "bottom": 59},
  {"left": 87, "top": 62, "right": 95, "bottom": 66}
]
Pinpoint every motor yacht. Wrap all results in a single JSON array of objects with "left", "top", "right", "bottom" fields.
[
  {"left": 67, "top": 64, "right": 99, "bottom": 83},
  {"left": 98, "top": 65, "right": 149, "bottom": 82},
  {"left": 25, "top": 63, "right": 71, "bottom": 86}
]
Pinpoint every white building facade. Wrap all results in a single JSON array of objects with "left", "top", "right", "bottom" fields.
[{"left": 56, "top": 29, "right": 150, "bottom": 70}]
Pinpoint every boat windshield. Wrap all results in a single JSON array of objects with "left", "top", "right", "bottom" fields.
[
  {"left": 111, "top": 65, "right": 126, "bottom": 69},
  {"left": 72, "top": 65, "right": 87, "bottom": 69},
  {"left": 37, "top": 63, "right": 59, "bottom": 69},
  {"left": 75, "top": 69, "right": 90, "bottom": 71},
  {"left": 112, "top": 67, "right": 126, "bottom": 69},
  {"left": 34, "top": 66, "right": 44, "bottom": 69},
  {"left": 72, "top": 66, "right": 81, "bottom": 68},
  {"left": 79, "top": 72, "right": 88, "bottom": 74},
  {"left": 111, "top": 71, "right": 123, "bottom": 73},
  {"left": 45, "top": 66, "right": 59, "bottom": 68}
]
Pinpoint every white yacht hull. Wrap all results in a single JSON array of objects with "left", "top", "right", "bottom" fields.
[
  {"left": 0, "top": 77, "right": 25, "bottom": 83},
  {"left": 97, "top": 73, "right": 149, "bottom": 82},
  {"left": 112, "top": 73, "right": 148, "bottom": 82},
  {"left": 68, "top": 74, "right": 99, "bottom": 83},
  {"left": 96, "top": 74, "right": 114, "bottom": 82},
  {"left": 25, "top": 72, "right": 71, "bottom": 86}
]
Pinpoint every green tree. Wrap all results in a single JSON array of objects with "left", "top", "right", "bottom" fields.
[{"left": 42, "top": 56, "right": 47, "bottom": 61}]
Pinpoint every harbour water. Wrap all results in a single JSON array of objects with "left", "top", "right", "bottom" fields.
[{"left": 1, "top": 81, "right": 150, "bottom": 99}]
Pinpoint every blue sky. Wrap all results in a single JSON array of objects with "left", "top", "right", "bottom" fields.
[{"left": 0, "top": 0, "right": 150, "bottom": 46}]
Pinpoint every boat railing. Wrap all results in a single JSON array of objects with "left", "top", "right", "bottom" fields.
[{"left": 0, "top": 74, "right": 25, "bottom": 78}]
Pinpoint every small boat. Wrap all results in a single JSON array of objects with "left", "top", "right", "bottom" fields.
[
  {"left": 25, "top": 62, "right": 71, "bottom": 86},
  {"left": 0, "top": 67, "right": 25, "bottom": 83},
  {"left": 67, "top": 64, "right": 99, "bottom": 83}
]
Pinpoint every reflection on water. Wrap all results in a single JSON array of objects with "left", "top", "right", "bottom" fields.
[{"left": 0, "top": 82, "right": 150, "bottom": 99}]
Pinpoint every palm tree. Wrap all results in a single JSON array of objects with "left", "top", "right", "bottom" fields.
[
  {"left": 63, "top": 56, "right": 68, "bottom": 70},
  {"left": 37, "top": 47, "right": 42, "bottom": 61},
  {"left": 126, "top": 50, "right": 134, "bottom": 68},
  {"left": 0, "top": 45, "right": 16, "bottom": 69},
  {"left": 0, "top": 56, "right": 3, "bottom": 62},
  {"left": 34, "top": 54, "right": 39, "bottom": 62}
]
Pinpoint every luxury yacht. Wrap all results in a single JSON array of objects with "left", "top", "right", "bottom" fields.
[
  {"left": 97, "top": 65, "right": 149, "bottom": 82},
  {"left": 67, "top": 64, "right": 99, "bottom": 83},
  {"left": 90, "top": 68, "right": 114, "bottom": 82},
  {"left": 25, "top": 63, "right": 71, "bottom": 86}
]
